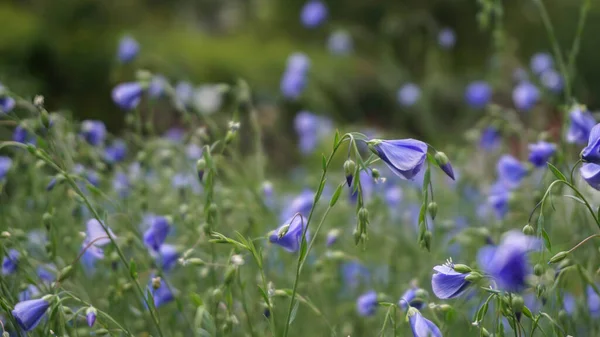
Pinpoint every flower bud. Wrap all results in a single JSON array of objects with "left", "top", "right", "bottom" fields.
[
  {"left": 212, "top": 287, "right": 223, "bottom": 300},
  {"left": 207, "top": 203, "right": 218, "bottom": 224},
  {"left": 452, "top": 264, "right": 472, "bottom": 273},
  {"left": 86, "top": 307, "right": 97, "bottom": 327},
  {"left": 277, "top": 224, "right": 290, "bottom": 239},
  {"left": 1, "top": 231, "right": 10, "bottom": 238},
  {"left": 57, "top": 265, "right": 74, "bottom": 282},
  {"left": 533, "top": 264, "right": 544, "bottom": 276},
  {"left": 465, "top": 272, "right": 482, "bottom": 282},
  {"left": 186, "top": 258, "right": 206, "bottom": 266},
  {"left": 224, "top": 266, "right": 237, "bottom": 285},
  {"left": 427, "top": 202, "right": 438, "bottom": 219},
  {"left": 94, "top": 329, "right": 110, "bottom": 335},
  {"left": 511, "top": 295, "right": 524, "bottom": 314},
  {"left": 343, "top": 159, "right": 355, "bottom": 187},
  {"left": 196, "top": 159, "right": 206, "bottom": 182},
  {"left": 549, "top": 251, "right": 568, "bottom": 264},
  {"left": 434, "top": 151, "right": 455, "bottom": 180},
  {"left": 42, "top": 212, "right": 52, "bottom": 230},
  {"left": 438, "top": 304, "right": 452, "bottom": 312},
  {"left": 353, "top": 228, "right": 361, "bottom": 246},
  {"left": 522, "top": 224, "right": 535, "bottom": 236},
  {"left": 151, "top": 276, "right": 162, "bottom": 290},
  {"left": 421, "top": 231, "right": 432, "bottom": 251}
]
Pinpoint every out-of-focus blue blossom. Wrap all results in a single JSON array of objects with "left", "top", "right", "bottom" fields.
[
  {"left": 2, "top": 249, "right": 20, "bottom": 275},
  {"left": 582, "top": 124, "right": 600, "bottom": 164},
  {"left": 384, "top": 185, "right": 403, "bottom": 208},
  {"left": 117, "top": 35, "right": 139, "bottom": 63},
  {"left": 12, "top": 298, "right": 50, "bottom": 331},
  {"left": 437, "top": 27, "right": 456, "bottom": 49},
  {"left": 300, "top": 0, "right": 328, "bottom": 28},
  {"left": 399, "top": 287, "right": 426, "bottom": 310},
  {"left": 497, "top": 154, "right": 528, "bottom": 189},
  {"left": 523, "top": 293, "right": 542, "bottom": 314},
  {"left": 371, "top": 139, "right": 428, "bottom": 180},
  {"left": 148, "top": 276, "right": 174, "bottom": 308},
  {"left": 349, "top": 171, "right": 374, "bottom": 204},
  {"left": 588, "top": 285, "right": 600, "bottom": 318},
  {"left": 294, "top": 111, "right": 333, "bottom": 154},
  {"left": 80, "top": 120, "right": 106, "bottom": 146},
  {"left": 13, "top": 125, "right": 35, "bottom": 144},
  {"left": 175, "top": 81, "right": 194, "bottom": 108},
  {"left": 567, "top": 107, "right": 596, "bottom": 145},
  {"left": 0, "top": 156, "right": 12, "bottom": 180},
  {"left": 143, "top": 215, "right": 171, "bottom": 251},
  {"left": 465, "top": 81, "right": 492, "bottom": 109},
  {"left": 186, "top": 143, "right": 203, "bottom": 160},
  {"left": 287, "top": 53, "right": 311, "bottom": 73},
  {"left": 269, "top": 215, "right": 308, "bottom": 253},
  {"left": 281, "top": 69, "right": 307, "bottom": 99},
  {"left": 540, "top": 69, "right": 563, "bottom": 93},
  {"left": 512, "top": 81, "right": 539, "bottom": 111},
  {"left": 477, "top": 231, "right": 540, "bottom": 292},
  {"left": 164, "top": 128, "right": 185, "bottom": 143},
  {"left": 487, "top": 181, "right": 510, "bottom": 219},
  {"left": 530, "top": 52, "right": 553, "bottom": 75},
  {"left": 431, "top": 264, "right": 470, "bottom": 299},
  {"left": 327, "top": 30, "right": 353, "bottom": 55},
  {"left": 280, "top": 189, "right": 313, "bottom": 222},
  {"left": 36, "top": 265, "right": 55, "bottom": 283},
  {"left": 148, "top": 75, "right": 167, "bottom": 98},
  {"left": 86, "top": 219, "right": 115, "bottom": 246},
  {"left": 19, "top": 285, "right": 41, "bottom": 302},
  {"left": 325, "top": 228, "right": 340, "bottom": 247},
  {"left": 171, "top": 172, "right": 202, "bottom": 194},
  {"left": 104, "top": 140, "right": 127, "bottom": 163},
  {"left": 480, "top": 126, "right": 501, "bottom": 151},
  {"left": 0, "top": 94, "right": 15, "bottom": 114},
  {"left": 86, "top": 170, "right": 100, "bottom": 187},
  {"left": 341, "top": 261, "right": 370, "bottom": 290},
  {"left": 409, "top": 309, "right": 442, "bottom": 337},
  {"left": 112, "top": 82, "right": 143, "bottom": 111},
  {"left": 356, "top": 290, "right": 378, "bottom": 316},
  {"left": 528, "top": 141, "right": 556, "bottom": 168},
  {"left": 156, "top": 244, "right": 179, "bottom": 271},
  {"left": 113, "top": 172, "right": 130, "bottom": 198},
  {"left": 397, "top": 83, "right": 421, "bottom": 107},
  {"left": 563, "top": 293, "right": 576, "bottom": 315},
  {"left": 580, "top": 163, "right": 600, "bottom": 190},
  {"left": 86, "top": 309, "right": 97, "bottom": 327}
]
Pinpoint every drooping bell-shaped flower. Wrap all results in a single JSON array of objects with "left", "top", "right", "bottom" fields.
[
  {"left": 408, "top": 308, "right": 442, "bottom": 337},
  {"left": 156, "top": 244, "right": 179, "bottom": 271},
  {"left": 2, "top": 249, "right": 19, "bottom": 275},
  {"left": 431, "top": 264, "right": 470, "bottom": 299},
  {"left": 86, "top": 219, "right": 116, "bottom": 246},
  {"left": 80, "top": 120, "right": 106, "bottom": 146},
  {"left": 465, "top": 81, "right": 492, "bottom": 109},
  {"left": 300, "top": 0, "right": 328, "bottom": 28},
  {"left": 530, "top": 52, "right": 553, "bottom": 75},
  {"left": 356, "top": 290, "right": 378, "bottom": 316},
  {"left": 117, "top": 35, "right": 139, "bottom": 63},
  {"left": 104, "top": 140, "right": 127, "bottom": 163},
  {"left": 528, "top": 141, "right": 556, "bottom": 168},
  {"left": 582, "top": 124, "right": 600, "bottom": 164},
  {"left": 0, "top": 156, "right": 12, "bottom": 180},
  {"left": 280, "top": 189, "right": 314, "bottom": 221},
  {"left": 497, "top": 155, "right": 528, "bottom": 189},
  {"left": 13, "top": 125, "right": 35, "bottom": 144},
  {"left": 143, "top": 215, "right": 171, "bottom": 251},
  {"left": 581, "top": 163, "right": 600, "bottom": 190},
  {"left": 399, "top": 287, "right": 426, "bottom": 310},
  {"left": 370, "top": 139, "right": 428, "bottom": 180},
  {"left": 567, "top": 107, "right": 596, "bottom": 145},
  {"left": 148, "top": 276, "right": 174, "bottom": 308},
  {"left": 269, "top": 215, "right": 309, "bottom": 253},
  {"left": 480, "top": 126, "right": 501, "bottom": 151},
  {"left": 12, "top": 298, "right": 50, "bottom": 331},
  {"left": 512, "top": 81, "right": 539, "bottom": 111},
  {"left": 112, "top": 82, "right": 143, "bottom": 111}
]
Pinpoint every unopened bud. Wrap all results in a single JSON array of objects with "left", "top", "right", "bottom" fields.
[
  {"left": 57, "top": 265, "right": 74, "bottom": 282},
  {"left": 452, "top": 264, "right": 471, "bottom": 273},
  {"left": 277, "top": 224, "right": 290, "bottom": 239},
  {"left": 43, "top": 212, "right": 52, "bottom": 230},
  {"left": 534, "top": 264, "right": 544, "bottom": 276},
  {"left": 186, "top": 258, "right": 205, "bottom": 266},
  {"left": 196, "top": 159, "right": 206, "bottom": 182},
  {"left": 427, "top": 202, "right": 438, "bottom": 219},
  {"left": 1, "top": 231, "right": 10, "bottom": 238},
  {"left": 151, "top": 277, "right": 161, "bottom": 290},
  {"left": 353, "top": 229, "right": 361, "bottom": 246},
  {"left": 434, "top": 152, "right": 455, "bottom": 180},
  {"left": 511, "top": 295, "right": 524, "bottom": 314},
  {"left": 465, "top": 272, "right": 482, "bottom": 282},
  {"left": 522, "top": 224, "right": 535, "bottom": 235},
  {"left": 224, "top": 266, "right": 237, "bottom": 285},
  {"left": 549, "top": 251, "right": 568, "bottom": 264},
  {"left": 343, "top": 160, "right": 356, "bottom": 187}
]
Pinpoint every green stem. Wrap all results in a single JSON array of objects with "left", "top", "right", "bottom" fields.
[{"left": 566, "top": 0, "right": 592, "bottom": 90}]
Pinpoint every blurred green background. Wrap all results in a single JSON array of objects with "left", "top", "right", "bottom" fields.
[{"left": 0, "top": 0, "right": 597, "bottom": 141}]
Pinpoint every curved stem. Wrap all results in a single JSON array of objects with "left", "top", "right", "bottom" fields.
[{"left": 567, "top": 234, "right": 600, "bottom": 254}]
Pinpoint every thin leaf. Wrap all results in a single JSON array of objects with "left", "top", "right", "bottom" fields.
[
  {"left": 547, "top": 162, "right": 567, "bottom": 182},
  {"left": 563, "top": 194, "right": 586, "bottom": 204},
  {"left": 541, "top": 228, "right": 551, "bottom": 251},
  {"left": 329, "top": 183, "right": 343, "bottom": 207},
  {"left": 289, "top": 301, "right": 300, "bottom": 325}
]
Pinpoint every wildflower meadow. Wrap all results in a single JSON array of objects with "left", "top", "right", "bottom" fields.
[{"left": 1, "top": 1, "right": 600, "bottom": 336}]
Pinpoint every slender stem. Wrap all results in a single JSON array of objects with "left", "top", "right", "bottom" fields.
[
  {"left": 237, "top": 274, "right": 257, "bottom": 337},
  {"left": 567, "top": 234, "right": 600, "bottom": 254},
  {"left": 570, "top": 159, "right": 583, "bottom": 184},
  {"left": 566, "top": 0, "right": 592, "bottom": 89}
]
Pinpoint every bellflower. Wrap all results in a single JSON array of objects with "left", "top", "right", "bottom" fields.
[
  {"left": 269, "top": 215, "right": 309, "bottom": 253},
  {"left": 477, "top": 230, "right": 540, "bottom": 292},
  {"left": 528, "top": 141, "right": 556, "bottom": 168},
  {"left": 567, "top": 107, "right": 596, "bottom": 145},
  {"left": 2, "top": 249, "right": 19, "bottom": 275},
  {"left": 80, "top": 120, "right": 106, "bottom": 146},
  {"left": 397, "top": 83, "right": 421, "bottom": 107},
  {"left": 438, "top": 27, "right": 456, "bottom": 49},
  {"left": 157, "top": 244, "right": 179, "bottom": 271},
  {"left": 86, "top": 219, "right": 116, "bottom": 246},
  {"left": 356, "top": 290, "right": 378, "bottom": 316},
  {"left": 12, "top": 298, "right": 50, "bottom": 331},
  {"left": 117, "top": 35, "right": 139, "bottom": 63},
  {"left": 13, "top": 125, "right": 35, "bottom": 144},
  {"left": 465, "top": 81, "right": 492, "bottom": 109},
  {"left": 327, "top": 30, "right": 353, "bottom": 55},
  {"left": 175, "top": 81, "right": 194, "bottom": 108},
  {"left": 399, "top": 287, "right": 426, "bottom": 310},
  {"left": 300, "top": 0, "right": 328, "bottom": 28},
  {"left": 112, "top": 82, "right": 143, "bottom": 111},
  {"left": 497, "top": 154, "right": 528, "bottom": 188},
  {"left": 0, "top": 96, "right": 15, "bottom": 113},
  {"left": 143, "top": 215, "right": 171, "bottom": 251},
  {"left": 588, "top": 285, "right": 600, "bottom": 318},
  {"left": 148, "top": 75, "right": 167, "bottom": 98},
  {"left": 370, "top": 139, "right": 428, "bottom": 180},
  {"left": 580, "top": 163, "right": 600, "bottom": 190},
  {"left": 408, "top": 309, "right": 442, "bottom": 337},
  {"left": 104, "top": 140, "right": 127, "bottom": 163},
  {"left": 582, "top": 124, "right": 600, "bottom": 164},
  {"left": 488, "top": 181, "right": 510, "bottom": 219},
  {"left": 0, "top": 156, "right": 12, "bottom": 180},
  {"left": 287, "top": 53, "right": 311, "bottom": 73},
  {"left": 280, "top": 189, "right": 313, "bottom": 221},
  {"left": 530, "top": 52, "right": 553, "bottom": 75},
  {"left": 86, "top": 308, "right": 97, "bottom": 327},
  {"left": 148, "top": 277, "right": 174, "bottom": 308},
  {"left": 280, "top": 69, "right": 307, "bottom": 99},
  {"left": 431, "top": 264, "right": 470, "bottom": 299},
  {"left": 341, "top": 262, "right": 370, "bottom": 290},
  {"left": 480, "top": 126, "right": 501, "bottom": 151},
  {"left": 512, "top": 81, "right": 539, "bottom": 111},
  {"left": 540, "top": 69, "right": 563, "bottom": 93}
]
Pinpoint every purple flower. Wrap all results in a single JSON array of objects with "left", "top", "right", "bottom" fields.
[
  {"left": 0, "top": 96, "right": 15, "bottom": 114},
  {"left": 582, "top": 123, "right": 600, "bottom": 164},
  {"left": 294, "top": 111, "right": 332, "bottom": 154},
  {"left": 148, "top": 75, "right": 167, "bottom": 98},
  {"left": 300, "top": 0, "right": 328, "bottom": 28},
  {"left": 528, "top": 141, "right": 556, "bottom": 168},
  {"left": 86, "top": 219, "right": 116, "bottom": 246},
  {"left": 438, "top": 27, "right": 456, "bottom": 49},
  {"left": 163, "top": 128, "right": 185, "bottom": 143},
  {"left": 477, "top": 230, "right": 540, "bottom": 292},
  {"left": 371, "top": 139, "right": 428, "bottom": 180},
  {"left": 104, "top": 140, "right": 127, "bottom": 163},
  {"left": 280, "top": 189, "right": 313, "bottom": 222},
  {"left": 487, "top": 181, "right": 510, "bottom": 219},
  {"left": 112, "top": 172, "right": 130, "bottom": 197},
  {"left": 465, "top": 81, "right": 492, "bottom": 109},
  {"left": 540, "top": 69, "right": 563, "bottom": 93},
  {"left": 356, "top": 290, "right": 378, "bottom": 316},
  {"left": 155, "top": 244, "right": 179, "bottom": 271},
  {"left": 13, "top": 125, "right": 35, "bottom": 144},
  {"left": 408, "top": 309, "right": 442, "bottom": 337},
  {"left": 397, "top": 83, "right": 421, "bottom": 107},
  {"left": 581, "top": 163, "right": 600, "bottom": 190},
  {"left": 143, "top": 215, "right": 171, "bottom": 251},
  {"left": 80, "top": 120, "right": 106, "bottom": 146},
  {"left": 497, "top": 154, "right": 528, "bottom": 188},
  {"left": 148, "top": 276, "right": 174, "bottom": 308},
  {"left": 12, "top": 298, "right": 50, "bottom": 331},
  {"left": 0, "top": 156, "right": 12, "bottom": 180},
  {"left": 280, "top": 70, "right": 307, "bottom": 99},
  {"left": 2, "top": 249, "right": 19, "bottom": 275},
  {"left": 512, "top": 81, "right": 539, "bottom": 111},
  {"left": 384, "top": 185, "right": 403, "bottom": 208},
  {"left": 480, "top": 126, "right": 501, "bottom": 151},
  {"left": 530, "top": 53, "right": 553, "bottom": 75},
  {"left": 327, "top": 30, "right": 353, "bottom": 55},
  {"left": 563, "top": 293, "right": 576, "bottom": 315},
  {"left": 269, "top": 215, "right": 308, "bottom": 253},
  {"left": 86, "top": 309, "right": 97, "bottom": 327},
  {"left": 341, "top": 262, "right": 369, "bottom": 290},
  {"left": 399, "top": 287, "right": 426, "bottom": 310},
  {"left": 588, "top": 285, "right": 600, "bottom": 317},
  {"left": 175, "top": 81, "right": 194, "bottom": 108},
  {"left": 112, "top": 82, "right": 143, "bottom": 110},
  {"left": 286, "top": 53, "right": 311, "bottom": 73},
  {"left": 567, "top": 107, "right": 596, "bottom": 145},
  {"left": 431, "top": 264, "right": 470, "bottom": 299},
  {"left": 325, "top": 229, "right": 340, "bottom": 247},
  {"left": 117, "top": 35, "right": 139, "bottom": 63}
]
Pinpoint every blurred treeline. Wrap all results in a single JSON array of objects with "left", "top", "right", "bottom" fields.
[{"left": 0, "top": 0, "right": 598, "bottom": 141}]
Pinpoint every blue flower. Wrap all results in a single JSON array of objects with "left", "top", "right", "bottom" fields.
[
  {"left": 465, "top": 81, "right": 492, "bottom": 109},
  {"left": 148, "top": 75, "right": 167, "bottom": 98},
  {"left": 325, "top": 229, "right": 339, "bottom": 247},
  {"left": 113, "top": 172, "right": 130, "bottom": 197},
  {"left": 582, "top": 123, "right": 600, "bottom": 164},
  {"left": 13, "top": 125, "right": 35, "bottom": 144},
  {"left": 104, "top": 140, "right": 127, "bottom": 163},
  {"left": 497, "top": 155, "right": 528, "bottom": 189},
  {"left": 300, "top": 0, "right": 328, "bottom": 28},
  {"left": 528, "top": 141, "right": 556, "bottom": 168},
  {"left": 512, "top": 81, "right": 539, "bottom": 111},
  {"left": 530, "top": 52, "right": 553, "bottom": 75},
  {"left": 294, "top": 111, "right": 333, "bottom": 154},
  {"left": 2, "top": 249, "right": 19, "bottom": 275},
  {"left": 12, "top": 298, "right": 50, "bottom": 331},
  {"left": 356, "top": 290, "right": 378, "bottom": 316},
  {"left": 286, "top": 53, "right": 311, "bottom": 73},
  {"left": 280, "top": 70, "right": 307, "bottom": 99},
  {"left": 155, "top": 244, "right": 179, "bottom": 271},
  {"left": 487, "top": 181, "right": 510, "bottom": 219},
  {"left": 431, "top": 264, "right": 470, "bottom": 299},
  {"left": 280, "top": 189, "right": 313, "bottom": 221},
  {"left": 384, "top": 185, "right": 403, "bottom": 208},
  {"left": 19, "top": 285, "right": 41, "bottom": 302},
  {"left": 477, "top": 231, "right": 540, "bottom": 292},
  {"left": 397, "top": 83, "right": 421, "bottom": 107},
  {"left": 588, "top": 285, "right": 600, "bottom": 318},
  {"left": 341, "top": 262, "right": 370, "bottom": 290},
  {"left": 371, "top": 139, "right": 428, "bottom": 180},
  {"left": 480, "top": 126, "right": 501, "bottom": 151},
  {"left": 175, "top": 81, "right": 194, "bottom": 108},
  {"left": 0, "top": 156, "right": 12, "bottom": 180},
  {"left": 86, "top": 309, "right": 96, "bottom": 327},
  {"left": 143, "top": 215, "right": 171, "bottom": 251},
  {"left": 399, "top": 287, "right": 426, "bottom": 310},
  {"left": 327, "top": 30, "right": 353, "bottom": 55},
  {"left": 112, "top": 82, "right": 143, "bottom": 110},
  {"left": 563, "top": 293, "right": 576, "bottom": 315},
  {"left": 408, "top": 309, "right": 442, "bottom": 337},
  {"left": 117, "top": 35, "right": 139, "bottom": 63},
  {"left": 0, "top": 96, "right": 15, "bottom": 114},
  {"left": 567, "top": 107, "right": 596, "bottom": 145},
  {"left": 540, "top": 69, "right": 563, "bottom": 93},
  {"left": 80, "top": 120, "right": 106, "bottom": 146},
  {"left": 148, "top": 277, "right": 174, "bottom": 308},
  {"left": 437, "top": 27, "right": 456, "bottom": 49},
  {"left": 86, "top": 219, "right": 116, "bottom": 246},
  {"left": 580, "top": 163, "right": 600, "bottom": 190},
  {"left": 269, "top": 215, "right": 308, "bottom": 253}
]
